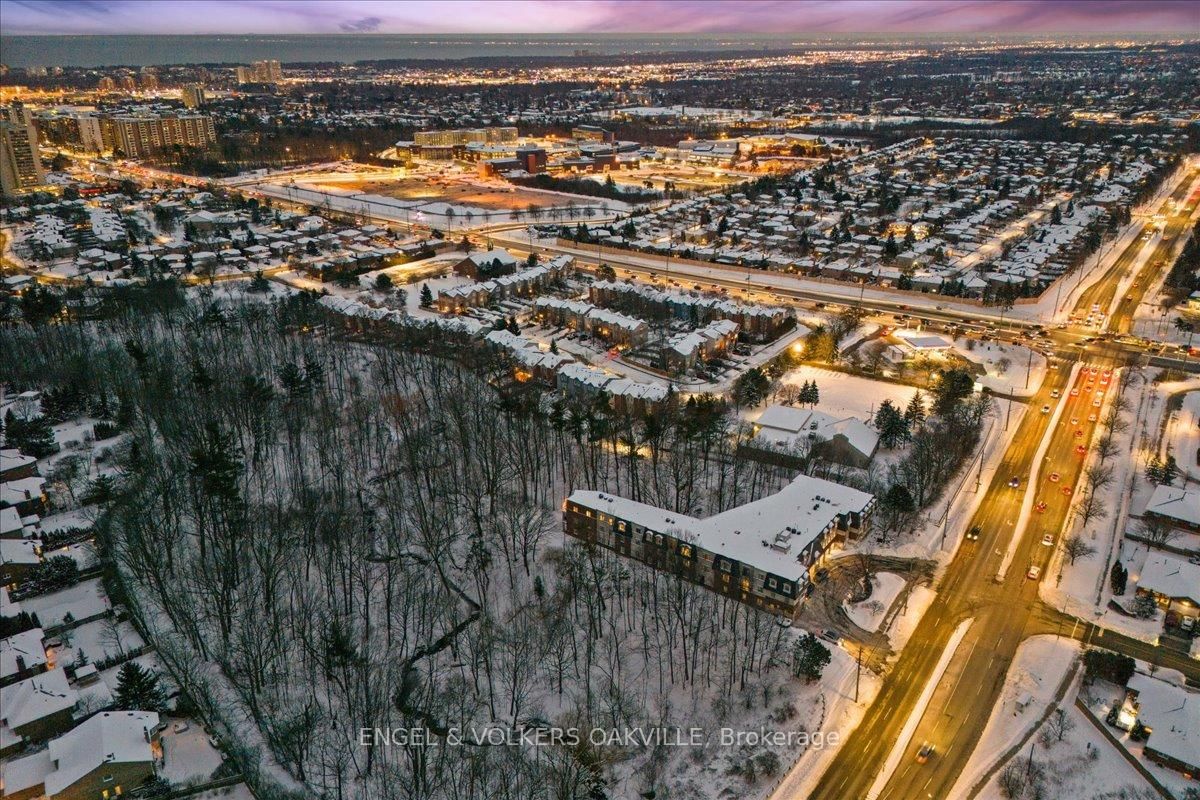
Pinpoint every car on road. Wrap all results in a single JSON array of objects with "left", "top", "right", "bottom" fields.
[
  {"left": 1041, "top": 534, "right": 1055, "bottom": 547},
  {"left": 966, "top": 526, "right": 981, "bottom": 540},
  {"left": 916, "top": 742, "right": 935, "bottom": 764},
  {"left": 1075, "top": 445, "right": 1087, "bottom": 455},
  {"left": 1070, "top": 388, "right": 1080, "bottom": 396},
  {"left": 1074, "top": 429, "right": 1085, "bottom": 438},
  {"left": 1008, "top": 477, "right": 1021, "bottom": 488},
  {"left": 1048, "top": 472, "right": 1060, "bottom": 483},
  {"left": 1050, "top": 389, "right": 1060, "bottom": 398},
  {"left": 1070, "top": 417, "right": 1080, "bottom": 425},
  {"left": 1093, "top": 398, "right": 1103, "bottom": 407},
  {"left": 1027, "top": 565, "right": 1042, "bottom": 580},
  {"left": 1041, "top": 405, "right": 1050, "bottom": 414},
  {"left": 1088, "top": 413, "right": 1098, "bottom": 422},
  {"left": 1062, "top": 486, "right": 1073, "bottom": 496},
  {"left": 1035, "top": 501, "right": 1048, "bottom": 513},
  {"left": 821, "top": 629, "right": 840, "bottom": 644}
]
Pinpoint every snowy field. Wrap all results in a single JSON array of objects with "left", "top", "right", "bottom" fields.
[{"left": 771, "top": 366, "right": 920, "bottom": 421}]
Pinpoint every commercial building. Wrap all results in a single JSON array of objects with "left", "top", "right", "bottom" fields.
[
  {"left": 0, "top": 118, "right": 46, "bottom": 197},
  {"left": 563, "top": 474, "right": 875, "bottom": 616},
  {"left": 413, "top": 127, "right": 518, "bottom": 148}
]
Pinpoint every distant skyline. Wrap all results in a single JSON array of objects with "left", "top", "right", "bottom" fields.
[{"left": 1, "top": 0, "right": 1197, "bottom": 36}]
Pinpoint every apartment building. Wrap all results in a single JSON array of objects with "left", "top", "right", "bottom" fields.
[
  {"left": 105, "top": 113, "right": 217, "bottom": 158},
  {"left": 0, "top": 119, "right": 46, "bottom": 197},
  {"left": 564, "top": 475, "right": 875, "bottom": 616}
]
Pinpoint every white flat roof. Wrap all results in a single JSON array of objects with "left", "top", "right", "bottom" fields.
[{"left": 569, "top": 474, "right": 873, "bottom": 579}]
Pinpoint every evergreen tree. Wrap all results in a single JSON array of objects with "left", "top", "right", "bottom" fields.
[
  {"left": 1161, "top": 455, "right": 1179, "bottom": 486},
  {"left": 113, "top": 662, "right": 169, "bottom": 712},
  {"left": 247, "top": 271, "right": 270, "bottom": 293},
  {"left": 1109, "top": 560, "right": 1127, "bottom": 596},
  {"left": 904, "top": 390, "right": 926, "bottom": 428},
  {"left": 792, "top": 633, "right": 832, "bottom": 683},
  {"left": 419, "top": 283, "right": 433, "bottom": 308},
  {"left": 507, "top": 316, "right": 520, "bottom": 335},
  {"left": 549, "top": 339, "right": 559, "bottom": 355},
  {"left": 875, "top": 401, "right": 909, "bottom": 448},
  {"left": 373, "top": 273, "right": 393, "bottom": 292}
]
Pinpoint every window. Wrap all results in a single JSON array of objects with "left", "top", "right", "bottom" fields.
[
  {"left": 679, "top": 545, "right": 692, "bottom": 558},
  {"left": 719, "top": 559, "right": 732, "bottom": 573},
  {"left": 766, "top": 577, "right": 777, "bottom": 590},
  {"left": 654, "top": 534, "right": 664, "bottom": 547}
]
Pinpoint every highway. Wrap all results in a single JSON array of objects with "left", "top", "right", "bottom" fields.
[{"left": 800, "top": 167, "right": 1200, "bottom": 800}]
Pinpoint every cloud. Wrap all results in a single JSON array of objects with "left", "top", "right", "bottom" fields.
[{"left": 339, "top": 16, "right": 383, "bottom": 32}]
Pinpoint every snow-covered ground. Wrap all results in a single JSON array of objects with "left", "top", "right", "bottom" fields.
[
  {"left": 1165, "top": 390, "right": 1200, "bottom": 483},
  {"left": 951, "top": 635, "right": 1080, "bottom": 799},
  {"left": 953, "top": 337, "right": 1047, "bottom": 398},
  {"left": 882, "top": 584, "right": 937, "bottom": 653},
  {"left": 770, "top": 366, "right": 919, "bottom": 421},
  {"left": 160, "top": 716, "right": 227, "bottom": 784},
  {"left": 975, "top": 703, "right": 1153, "bottom": 800},
  {"left": 763, "top": 644, "right": 883, "bottom": 800},
  {"left": 1044, "top": 371, "right": 1198, "bottom": 646},
  {"left": 19, "top": 577, "right": 112, "bottom": 629},
  {"left": 845, "top": 572, "right": 906, "bottom": 633},
  {"left": 50, "top": 616, "right": 145, "bottom": 669}
]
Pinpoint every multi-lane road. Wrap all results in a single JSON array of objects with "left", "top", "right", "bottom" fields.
[{"left": 802, "top": 168, "right": 1200, "bottom": 800}]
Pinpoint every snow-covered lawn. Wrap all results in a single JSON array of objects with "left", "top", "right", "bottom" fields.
[
  {"left": 951, "top": 635, "right": 1080, "bottom": 798},
  {"left": 20, "top": 578, "right": 111, "bottom": 629},
  {"left": 51, "top": 616, "right": 145, "bottom": 669},
  {"left": 771, "top": 366, "right": 919, "bottom": 421},
  {"left": 1166, "top": 390, "right": 1200, "bottom": 483},
  {"left": 160, "top": 716, "right": 227, "bottom": 784},
  {"left": 953, "top": 337, "right": 1047, "bottom": 398},
  {"left": 844, "top": 572, "right": 905, "bottom": 633}
]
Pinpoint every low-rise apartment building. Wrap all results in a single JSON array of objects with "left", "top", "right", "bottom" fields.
[{"left": 564, "top": 475, "right": 875, "bottom": 616}]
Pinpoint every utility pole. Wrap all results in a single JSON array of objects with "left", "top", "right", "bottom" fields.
[
  {"left": 855, "top": 646, "right": 863, "bottom": 702},
  {"left": 1024, "top": 348, "right": 1034, "bottom": 390},
  {"left": 1004, "top": 386, "right": 1013, "bottom": 430},
  {"left": 1025, "top": 739, "right": 1036, "bottom": 776}
]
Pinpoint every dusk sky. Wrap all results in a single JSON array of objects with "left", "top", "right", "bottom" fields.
[{"left": 1, "top": 0, "right": 1197, "bottom": 36}]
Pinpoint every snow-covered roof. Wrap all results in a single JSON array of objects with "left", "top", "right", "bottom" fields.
[
  {"left": 754, "top": 405, "right": 880, "bottom": 458},
  {"left": 1128, "top": 672, "right": 1199, "bottom": 771},
  {"left": 568, "top": 473, "right": 874, "bottom": 579},
  {"left": 1136, "top": 552, "right": 1200, "bottom": 602},
  {"left": 0, "top": 628, "right": 46, "bottom": 680},
  {"left": 1, "top": 506, "right": 23, "bottom": 537},
  {"left": 1143, "top": 485, "right": 1200, "bottom": 527},
  {"left": 45, "top": 711, "right": 160, "bottom": 796},
  {"left": 0, "top": 668, "right": 77, "bottom": 731},
  {"left": 0, "top": 538, "right": 40, "bottom": 568}
]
